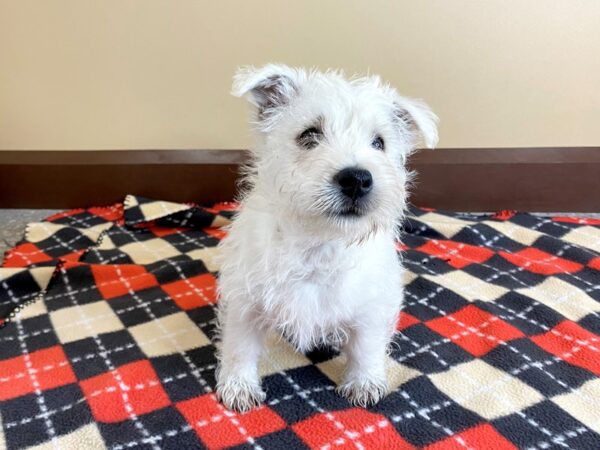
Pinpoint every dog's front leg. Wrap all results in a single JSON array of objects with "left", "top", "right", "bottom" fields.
[
  {"left": 337, "top": 317, "right": 392, "bottom": 407},
  {"left": 216, "top": 309, "right": 266, "bottom": 412}
]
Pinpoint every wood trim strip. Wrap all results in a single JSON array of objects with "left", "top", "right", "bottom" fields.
[
  {"left": 0, "top": 150, "right": 248, "bottom": 165},
  {"left": 1, "top": 148, "right": 599, "bottom": 211}
]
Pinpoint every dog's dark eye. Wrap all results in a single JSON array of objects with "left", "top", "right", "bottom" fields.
[
  {"left": 297, "top": 127, "right": 322, "bottom": 149},
  {"left": 371, "top": 136, "right": 385, "bottom": 151}
]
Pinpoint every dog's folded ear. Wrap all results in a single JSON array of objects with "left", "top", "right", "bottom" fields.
[
  {"left": 232, "top": 64, "right": 301, "bottom": 127},
  {"left": 393, "top": 97, "right": 439, "bottom": 150}
]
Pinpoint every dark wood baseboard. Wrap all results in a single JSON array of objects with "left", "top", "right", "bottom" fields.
[
  {"left": 1, "top": 148, "right": 599, "bottom": 211},
  {"left": 409, "top": 147, "right": 600, "bottom": 212},
  {"left": 0, "top": 150, "right": 247, "bottom": 209}
]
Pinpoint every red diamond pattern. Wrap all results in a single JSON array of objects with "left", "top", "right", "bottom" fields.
[{"left": 426, "top": 305, "right": 524, "bottom": 356}]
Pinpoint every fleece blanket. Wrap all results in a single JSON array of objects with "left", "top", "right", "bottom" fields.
[{"left": 0, "top": 196, "right": 599, "bottom": 450}]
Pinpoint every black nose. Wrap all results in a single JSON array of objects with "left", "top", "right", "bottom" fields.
[{"left": 335, "top": 167, "right": 373, "bottom": 201}]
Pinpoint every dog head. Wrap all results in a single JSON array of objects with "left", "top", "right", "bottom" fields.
[{"left": 233, "top": 64, "right": 438, "bottom": 242}]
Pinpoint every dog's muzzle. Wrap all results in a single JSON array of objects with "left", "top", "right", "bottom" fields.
[
  {"left": 332, "top": 167, "right": 374, "bottom": 216},
  {"left": 334, "top": 167, "right": 373, "bottom": 200}
]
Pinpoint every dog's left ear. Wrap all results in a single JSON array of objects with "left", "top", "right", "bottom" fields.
[
  {"left": 393, "top": 97, "right": 439, "bottom": 150},
  {"left": 232, "top": 64, "right": 301, "bottom": 128}
]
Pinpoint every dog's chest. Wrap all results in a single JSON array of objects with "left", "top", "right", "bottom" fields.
[
  {"left": 255, "top": 240, "right": 369, "bottom": 346},
  {"left": 272, "top": 236, "right": 352, "bottom": 281}
]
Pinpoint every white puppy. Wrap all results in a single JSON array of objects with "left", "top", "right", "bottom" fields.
[{"left": 216, "top": 65, "right": 437, "bottom": 412}]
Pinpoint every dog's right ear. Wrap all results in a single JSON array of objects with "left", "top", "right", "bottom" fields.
[{"left": 232, "top": 64, "right": 301, "bottom": 128}]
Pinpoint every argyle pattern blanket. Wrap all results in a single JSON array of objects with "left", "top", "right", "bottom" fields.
[{"left": 0, "top": 196, "right": 599, "bottom": 450}]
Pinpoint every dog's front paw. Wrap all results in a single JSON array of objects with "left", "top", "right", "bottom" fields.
[
  {"left": 337, "top": 376, "right": 388, "bottom": 407},
  {"left": 216, "top": 377, "right": 266, "bottom": 413}
]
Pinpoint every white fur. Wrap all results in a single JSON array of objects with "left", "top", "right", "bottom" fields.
[{"left": 216, "top": 64, "right": 438, "bottom": 411}]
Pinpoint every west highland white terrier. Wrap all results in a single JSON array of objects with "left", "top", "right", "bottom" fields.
[{"left": 216, "top": 64, "right": 438, "bottom": 411}]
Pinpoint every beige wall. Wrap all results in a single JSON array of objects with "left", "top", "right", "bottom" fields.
[{"left": 1, "top": 0, "right": 599, "bottom": 150}]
